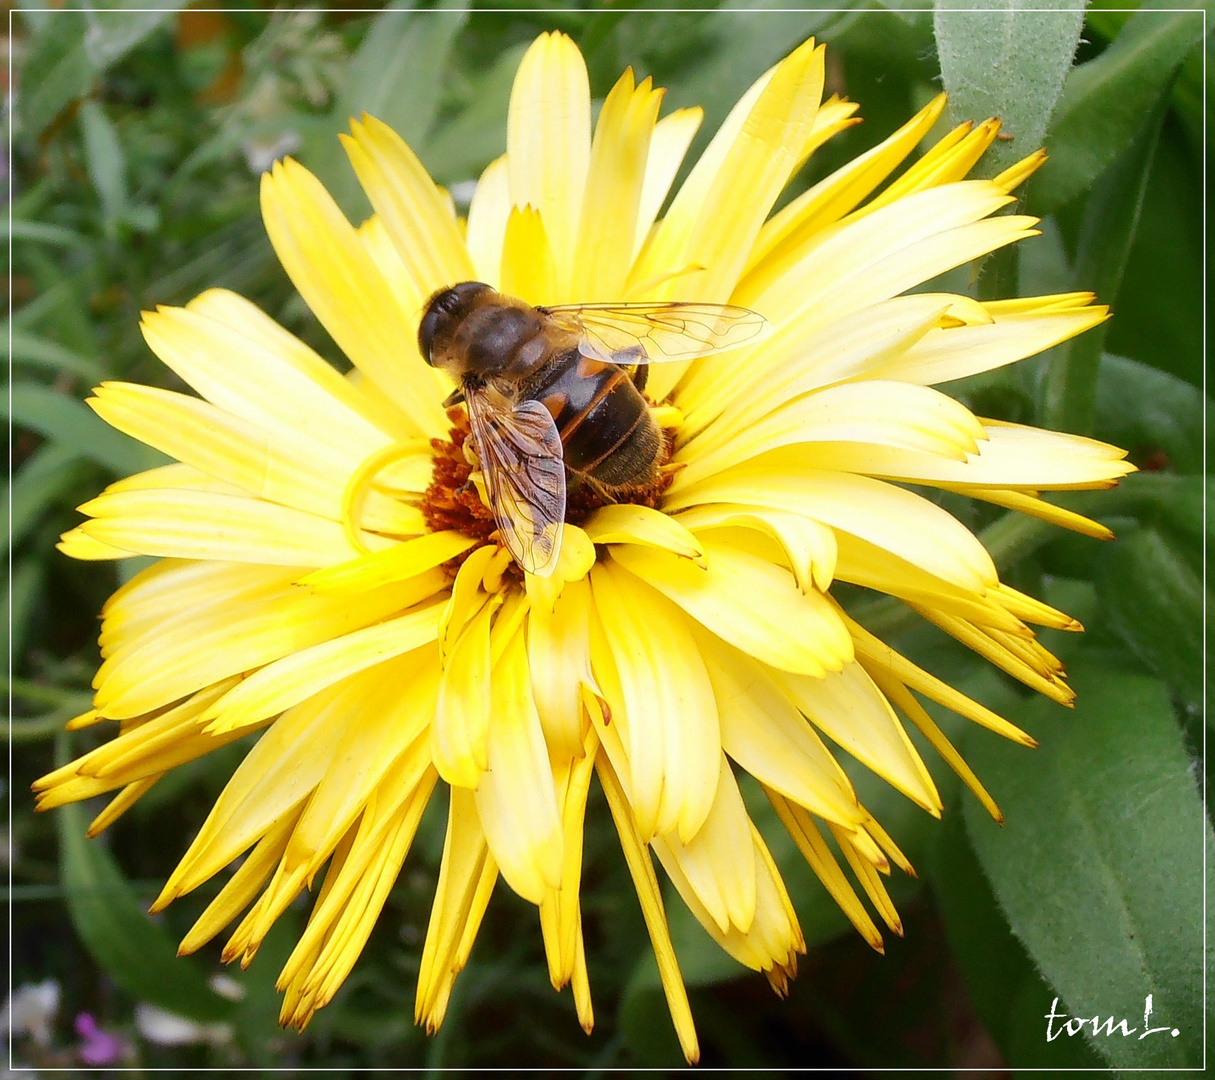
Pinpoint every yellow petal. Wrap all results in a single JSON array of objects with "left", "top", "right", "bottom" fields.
[
  {"left": 596, "top": 751, "right": 699, "bottom": 1064},
  {"left": 528, "top": 576, "right": 597, "bottom": 761},
  {"left": 675, "top": 380, "right": 987, "bottom": 490},
  {"left": 773, "top": 662, "right": 941, "bottom": 816},
  {"left": 183, "top": 288, "right": 416, "bottom": 443},
  {"left": 140, "top": 305, "right": 397, "bottom": 465},
  {"left": 416, "top": 786, "right": 493, "bottom": 1028},
  {"left": 694, "top": 632, "right": 861, "bottom": 828},
  {"left": 590, "top": 560, "right": 720, "bottom": 842},
  {"left": 610, "top": 539, "right": 852, "bottom": 677},
  {"left": 78, "top": 487, "right": 362, "bottom": 568},
  {"left": 88, "top": 382, "right": 349, "bottom": 519},
  {"left": 474, "top": 628, "right": 564, "bottom": 903},
  {"left": 341, "top": 115, "right": 474, "bottom": 301},
  {"left": 666, "top": 464, "right": 997, "bottom": 595},
  {"left": 570, "top": 67, "right": 664, "bottom": 300},
  {"left": 869, "top": 304, "right": 1109, "bottom": 386},
  {"left": 582, "top": 503, "right": 704, "bottom": 564},
  {"left": 638, "top": 39, "right": 826, "bottom": 400},
  {"left": 202, "top": 596, "right": 445, "bottom": 734},
  {"left": 297, "top": 531, "right": 476, "bottom": 594},
  {"left": 95, "top": 574, "right": 433, "bottom": 720},
  {"left": 655, "top": 818, "right": 803, "bottom": 978},
  {"left": 465, "top": 155, "right": 511, "bottom": 287},
  {"left": 507, "top": 32, "right": 591, "bottom": 299},
  {"left": 499, "top": 205, "right": 557, "bottom": 304},
  {"left": 745, "top": 93, "right": 948, "bottom": 278},
  {"left": 433, "top": 595, "right": 497, "bottom": 787},
  {"left": 153, "top": 676, "right": 369, "bottom": 907},
  {"left": 766, "top": 789, "right": 884, "bottom": 952},
  {"left": 672, "top": 503, "right": 837, "bottom": 593},
  {"left": 260, "top": 159, "right": 448, "bottom": 437},
  {"left": 653, "top": 754, "right": 756, "bottom": 935},
  {"left": 805, "top": 420, "right": 1135, "bottom": 490},
  {"left": 632, "top": 107, "right": 703, "bottom": 264}
]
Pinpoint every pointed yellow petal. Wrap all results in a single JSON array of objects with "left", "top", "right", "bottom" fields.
[
  {"left": 465, "top": 155, "right": 511, "bottom": 287},
  {"left": 582, "top": 503, "right": 704, "bottom": 563},
  {"left": 78, "top": 487, "right": 362, "bottom": 567},
  {"left": 590, "top": 560, "right": 719, "bottom": 842},
  {"left": 474, "top": 629, "right": 564, "bottom": 903},
  {"left": 654, "top": 754, "right": 756, "bottom": 935},
  {"left": 203, "top": 597, "right": 444, "bottom": 734},
  {"left": 433, "top": 595, "right": 497, "bottom": 787},
  {"left": 416, "top": 786, "right": 492, "bottom": 1029},
  {"left": 499, "top": 204, "right": 558, "bottom": 304},
  {"left": 632, "top": 107, "right": 703, "bottom": 264},
  {"left": 88, "top": 382, "right": 350, "bottom": 518},
  {"left": 570, "top": 68, "right": 664, "bottom": 300},
  {"left": 666, "top": 465, "right": 998, "bottom": 595},
  {"left": 694, "top": 632, "right": 861, "bottom": 828},
  {"left": 596, "top": 751, "right": 700, "bottom": 1065},
  {"left": 260, "top": 159, "right": 447, "bottom": 437},
  {"left": 774, "top": 662, "right": 941, "bottom": 816},
  {"left": 527, "top": 576, "right": 597, "bottom": 761},
  {"left": 610, "top": 540, "right": 852, "bottom": 677},
  {"left": 342, "top": 115, "right": 474, "bottom": 301},
  {"left": 507, "top": 32, "right": 591, "bottom": 298},
  {"left": 673, "top": 504, "right": 837, "bottom": 593}
]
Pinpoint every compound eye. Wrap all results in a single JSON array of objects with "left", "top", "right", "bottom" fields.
[
  {"left": 418, "top": 282, "right": 491, "bottom": 364},
  {"left": 417, "top": 306, "right": 441, "bottom": 364}
]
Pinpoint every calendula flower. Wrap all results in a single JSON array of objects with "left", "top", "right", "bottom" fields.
[{"left": 36, "top": 33, "right": 1133, "bottom": 1063}]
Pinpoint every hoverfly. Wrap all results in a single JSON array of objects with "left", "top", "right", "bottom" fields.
[{"left": 418, "top": 282, "right": 767, "bottom": 576}]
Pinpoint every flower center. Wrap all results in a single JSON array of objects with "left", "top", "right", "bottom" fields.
[{"left": 420, "top": 405, "right": 678, "bottom": 556}]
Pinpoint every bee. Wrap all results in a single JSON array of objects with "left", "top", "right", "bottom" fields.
[{"left": 418, "top": 282, "right": 767, "bottom": 576}]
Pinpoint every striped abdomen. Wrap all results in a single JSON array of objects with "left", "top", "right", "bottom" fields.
[{"left": 524, "top": 351, "right": 660, "bottom": 490}]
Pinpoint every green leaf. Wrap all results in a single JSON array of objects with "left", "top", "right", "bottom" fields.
[
  {"left": 1101, "top": 124, "right": 1204, "bottom": 389},
  {"left": 17, "top": 10, "right": 94, "bottom": 138},
  {"left": 8, "top": 383, "right": 162, "bottom": 476},
  {"left": 1093, "top": 525, "right": 1205, "bottom": 709},
  {"left": 6, "top": 556, "right": 45, "bottom": 669},
  {"left": 7, "top": 219, "right": 90, "bottom": 249},
  {"left": 79, "top": 99, "right": 130, "bottom": 234},
  {"left": 307, "top": 1, "right": 468, "bottom": 218},
  {"left": 1029, "top": 3, "right": 1207, "bottom": 213},
  {"left": 6, "top": 330, "right": 106, "bottom": 382},
  {"left": 80, "top": 2, "right": 186, "bottom": 70},
  {"left": 930, "top": 811, "right": 1106, "bottom": 1068},
  {"left": 9, "top": 442, "right": 91, "bottom": 549},
  {"left": 338, "top": 1, "right": 467, "bottom": 151},
  {"left": 420, "top": 42, "right": 527, "bottom": 184},
  {"left": 1039, "top": 87, "right": 1164, "bottom": 433},
  {"left": 1093, "top": 354, "right": 1207, "bottom": 474},
  {"left": 57, "top": 793, "right": 234, "bottom": 1023},
  {"left": 963, "top": 662, "right": 1206, "bottom": 1069},
  {"left": 934, "top": 0, "right": 1085, "bottom": 178}
]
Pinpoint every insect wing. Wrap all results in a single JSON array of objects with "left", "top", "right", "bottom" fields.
[
  {"left": 540, "top": 301, "right": 768, "bottom": 365},
  {"left": 465, "top": 387, "right": 566, "bottom": 576}
]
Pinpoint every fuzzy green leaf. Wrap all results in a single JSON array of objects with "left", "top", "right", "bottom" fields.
[
  {"left": 963, "top": 662, "right": 1205, "bottom": 1068},
  {"left": 934, "top": 0, "right": 1085, "bottom": 178},
  {"left": 57, "top": 796, "right": 234, "bottom": 1023},
  {"left": 1030, "top": 3, "right": 1207, "bottom": 212}
]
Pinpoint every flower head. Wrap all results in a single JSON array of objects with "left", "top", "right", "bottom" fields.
[{"left": 37, "top": 33, "right": 1133, "bottom": 1063}]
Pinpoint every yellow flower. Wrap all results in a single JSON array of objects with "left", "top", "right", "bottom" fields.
[{"left": 37, "top": 33, "right": 1133, "bottom": 1063}]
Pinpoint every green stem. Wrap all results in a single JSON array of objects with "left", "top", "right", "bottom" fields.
[{"left": 1040, "top": 93, "right": 1167, "bottom": 434}]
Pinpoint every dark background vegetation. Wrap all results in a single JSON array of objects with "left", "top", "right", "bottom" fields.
[{"left": 8, "top": 2, "right": 1208, "bottom": 1070}]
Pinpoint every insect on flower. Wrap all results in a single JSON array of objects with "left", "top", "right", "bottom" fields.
[{"left": 418, "top": 281, "right": 768, "bottom": 574}]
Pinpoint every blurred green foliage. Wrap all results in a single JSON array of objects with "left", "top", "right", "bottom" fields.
[{"left": 8, "top": 1, "right": 1207, "bottom": 1070}]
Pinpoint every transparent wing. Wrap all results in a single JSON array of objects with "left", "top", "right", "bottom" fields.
[
  {"left": 539, "top": 301, "right": 768, "bottom": 365},
  {"left": 465, "top": 384, "right": 566, "bottom": 576}
]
